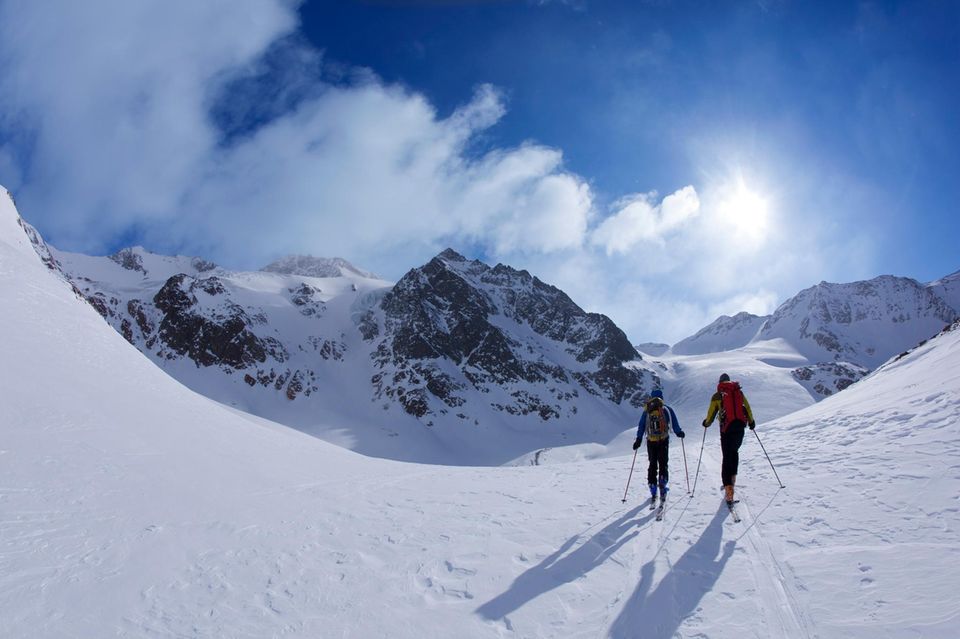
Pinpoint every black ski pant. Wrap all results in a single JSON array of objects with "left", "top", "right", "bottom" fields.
[
  {"left": 720, "top": 420, "right": 746, "bottom": 487},
  {"left": 646, "top": 438, "right": 669, "bottom": 487}
]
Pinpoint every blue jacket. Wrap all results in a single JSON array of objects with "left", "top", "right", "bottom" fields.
[{"left": 637, "top": 404, "right": 683, "bottom": 441}]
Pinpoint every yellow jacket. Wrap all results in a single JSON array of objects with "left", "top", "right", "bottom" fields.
[{"left": 703, "top": 389, "right": 754, "bottom": 427}]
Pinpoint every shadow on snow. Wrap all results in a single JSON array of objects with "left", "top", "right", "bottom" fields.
[
  {"left": 607, "top": 502, "right": 736, "bottom": 639},
  {"left": 475, "top": 505, "right": 653, "bottom": 621}
]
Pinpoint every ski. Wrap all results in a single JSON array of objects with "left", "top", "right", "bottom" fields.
[
  {"left": 649, "top": 496, "right": 657, "bottom": 510},
  {"left": 655, "top": 498, "right": 666, "bottom": 521},
  {"left": 726, "top": 500, "right": 741, "bottom": 523}
]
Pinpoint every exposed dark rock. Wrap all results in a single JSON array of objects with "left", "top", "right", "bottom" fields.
[
  {"left": 86, "top": 293, "right": 112, "bottom": 319},
  {"left": 152, "top": 274, "right": 271, "bottom": 369},
  {"left": 127, "top": 299, "right": 154, "bottom": 336},
  {"left": 288, "top": 283, "right": 324, "bottom": 316},
  {"left": 16, "top": 216, "right": 62, "bottom": 272},
  {"left": 371, "top": 249, "right": 653, "bottom": 418},
  {"left": 791, "top": 361, "right": 869, "bottom": 399},
  {"left": 357, "top": 310, "right": 379, "bottom": 341},
  {"left": 120, "top": 318, "right": 133, "bottom": 343},
  {"left": 109, "top": 248, "right": 146, "bottom": 274},
  {"left": 191, "top": 257, "right": 217, "bottom": 272},
  {"left": 195, "top": 277, "right": 226, "bottom": 296},
  {"left": 285, "top": 371, "right": 304, "bottom": 400}
]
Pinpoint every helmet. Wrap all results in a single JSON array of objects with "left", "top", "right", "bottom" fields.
[
  {"left": 718, "top": 373, "right": 730, "bottom": 383},
  {"left": 651, "top": 389, "right": 664, "bottom": 399}
]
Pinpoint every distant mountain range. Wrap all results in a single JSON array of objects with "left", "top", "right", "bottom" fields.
[
  {"left": 7, "top": 186, "right": 958, "bottom": 460},
  {"left": 37, "top": 232, "right": 658, "bottom": 464},
  {"left": 672, "top": 312, "right": 768, "bottom": 356},
  {"left": 650, "top": 272, "right": 958, "bottom": 400}
]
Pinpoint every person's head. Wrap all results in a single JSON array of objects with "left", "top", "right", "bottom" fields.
[
  {"left": 718, "top": 373, "right": 730, "bottom": 383},
  {"left": 651, "top": 389, "right": 664, "bottom": 399}
]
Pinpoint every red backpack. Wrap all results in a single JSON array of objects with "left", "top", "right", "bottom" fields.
[{"left": 717, "top": 381, "right": 747, "bottom": 431}]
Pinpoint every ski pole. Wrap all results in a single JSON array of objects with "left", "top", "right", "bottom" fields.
[
  {"left": 621, "top": 448, "right": 639, "bottom": 503},
  {"left": 753, "top": 429, "right": 786, "bottom": 488},
  {"left": 681, "top": 436, "right": 690, "bottom": 494},
  {"left": 691, "top": 425, "right": 707, "bottom": 497}
]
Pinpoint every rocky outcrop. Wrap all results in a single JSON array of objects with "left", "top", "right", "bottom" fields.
[
  {"left": 109, "top": 248, "right": 147, "bottom": 274},
  {"left": 151, "top": 274, "right": 284, "bottom": 368},
  {"left": 791, "top": 362, "right": 869, "bottom": 399},
  {"left": 368, "top": 249, "right": 655, "bottom": 420}
]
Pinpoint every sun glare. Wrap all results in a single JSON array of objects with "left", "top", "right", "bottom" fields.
[{"left": 719, "top": 179, "right": 770, "bottom": 241}]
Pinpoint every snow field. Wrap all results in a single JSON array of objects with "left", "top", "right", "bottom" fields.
[
  {"left": 3, "top": 189, "right": 959, "bottom": 637},
  {"left": 0, "top": 236, "right": 804, "bottom": 638}
]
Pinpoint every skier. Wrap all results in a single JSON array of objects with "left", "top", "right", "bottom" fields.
[
  {"left": 632, "top": 389, "right": 685, "bottom": 505},
  {"left": 702, "top": 373, "right": 756, "bottom": 505}
]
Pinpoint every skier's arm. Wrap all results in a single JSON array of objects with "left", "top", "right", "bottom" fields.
[
  {"left": 667, "top": 406, "right": 683, "bottom": 435},
  {"left": 636, "top": 412, "right": 647, "bottom": 440},
  {"left": 703, "top": 393, "right": 721, "bottom": 426},
  {"left": 742, "top": 394, "right": 755, "bottom": 424}
]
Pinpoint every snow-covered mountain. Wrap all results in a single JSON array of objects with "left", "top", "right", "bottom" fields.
[
  {"left": 368, "top": 249, "right": 655, "bottom": 421},
  {"left": 671, "top": 311, "right": 768, "bottom": 356},
  {"left": 50, "top": 241, "right": 657, "bottom": 465},
  {"left": 672, "top": 277, "right": 956, "bottom": 369},
  {"left": 927, "top": 268, "right": 960, "bottom": 315},
  {"left": 261, "top": 254, "right": 378, "bottom": 279},
  {"left": 663, "top": 274, "right": 958, "bottom": 402},
  {"left": 635, "top": 341, "right": 670, "bottom": 357},
  {"left": 757, "top": 275, "right": 956, "bottom": 370},
  {"left": 4, "top": 184, "right": 958, "bottom": 637}
]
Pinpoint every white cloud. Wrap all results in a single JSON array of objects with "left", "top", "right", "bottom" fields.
[
  {"left": 0, "top": 0, "right": 296, "bottom": 243},
  {"left": 590, "top": 185, "right": 700, "bottom": 254},
  {"left": 0, "top": 1, "right": 877, "bottom": 346},
  {"left": 0, "top": 2, "right": 594, "bottom": 274}
]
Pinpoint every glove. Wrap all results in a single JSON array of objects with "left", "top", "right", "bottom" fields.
[
  {"left": 677, "top": 431, "right": 686, "bottom": 439},
  {"left": 632, "top": 438, "right": 642, "bottom": 450},
  {"left": 702, "top": 419, "right": 709, "bottom": 428},
  {"left": 749, "top": 421, "right": 756, "bottom": 430}
]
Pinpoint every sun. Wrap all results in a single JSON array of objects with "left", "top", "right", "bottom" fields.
[{"left": 718, "top": 178, "right": 770, "bottom": 241}]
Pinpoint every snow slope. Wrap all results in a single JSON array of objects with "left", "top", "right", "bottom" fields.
[
  {"left": 670, "top": 312, "right": 768, "bottom": 356},
  {"left": 3, "top": 186, "right": 959, "bottom": 638},
  {"left": 662, "top": 274, "right": 957, "bottom": 406},
  {"left": 738, "top": 319, "right": 960, "bottom": 637},
  {"left": 927, "top": 269, "right": 960, "bottom": 314},
  {"left": 756, "top": 275, "right": 955, "bottom": 370}
]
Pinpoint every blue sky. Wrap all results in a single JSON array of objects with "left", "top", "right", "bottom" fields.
[{"left": 0, "top": 0, "right": 957, "bottom": 343}]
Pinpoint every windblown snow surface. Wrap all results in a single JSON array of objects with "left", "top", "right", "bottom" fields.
[{"left": 2, "top": 189, "right": 959, "bottom": 638}]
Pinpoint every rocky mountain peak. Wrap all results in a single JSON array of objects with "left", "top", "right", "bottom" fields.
[
  {"left": 436, "top": 247, "right": 467, "bottom": 263},
  {"left": 260, "top": 255, "right": 377, "bottom": 279},
  {"left": 671, "top": 311, "right": 769, "bottom": 355},
  {"left": 109, "top": 247, "right": 148, "bottom": 273},
  {"left": 371, "top": 249, "right": 653, "bottom": 421},
  {"left": 928, "top": 269, "right": 960, "bottom": 314},
  {"left": 760, "top": 274, "right": 957, "bottom": 369}
]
